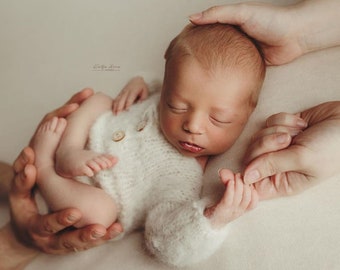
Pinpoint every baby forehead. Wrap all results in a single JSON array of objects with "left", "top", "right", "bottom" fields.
[{"left": 167, "top": 85, "right": 252, "bottom": 109}]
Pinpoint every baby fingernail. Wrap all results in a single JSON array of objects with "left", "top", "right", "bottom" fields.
[
  {"left": 92, "top": 231, "right": 105, "bottom": 239},
  {"left": 109, "top": 230, "right": 119, "bottom": 239},
  {"left": 67, "top": 214, "right": 78, "bottom": 222},
  {"left": 245, "top": 170, "right": 260, "bottom": 184}
]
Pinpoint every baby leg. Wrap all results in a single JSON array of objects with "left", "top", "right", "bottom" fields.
[
  {"left": 33, "top": 117, "right": 118, "bottom": 228},
  {"left": 56, "top": 92, "right": 117, "bottom": 177}
]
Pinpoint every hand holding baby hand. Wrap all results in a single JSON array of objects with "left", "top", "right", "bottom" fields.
[
  {"left": 204, "top": 169, "right": 258, "bottom": 229},
  {"left": 243, "top": 101, "right": 340, "bottom": 199},
  {"left": 112, "top": 76, "right": 149, "bottom": 115},
  {"left": 243, "top": 112, "right": 307, "bottom": 165}
]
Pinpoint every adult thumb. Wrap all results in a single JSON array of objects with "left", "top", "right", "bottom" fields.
[
  {"left": 243, "top": 147, "right": 303, "bottom": 184},
  {"left": 189, "top": 4, "right": 244, "bottom": 25}
]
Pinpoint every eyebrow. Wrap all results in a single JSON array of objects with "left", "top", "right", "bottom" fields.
[
  {"left": 212, "top": 106, "right": 232, "bottom": 114},
  {"left": 211, "top": 107, "right": 240, "bottom": 119}
]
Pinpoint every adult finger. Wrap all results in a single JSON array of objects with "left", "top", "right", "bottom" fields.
[
  {"left": 244, "top": 132, "right": 291, "bottom": 165},
  {"left": 9, "top": 163, "right": 39, "bottom": 245},
  {"left": 40, "top": 224, "right": 107, "bottom": 254},
  {"left": 52, "top": 221, "right": 124, "bottom": 254},
  {"left": 39, "top": 88, "right": 94, "bottom": 124},
  {"left": 30, "top": 209, "right": 82, "bottom": 237},
  {"left": 38, "top": 220, "right": 123, "bottom": 254},
  {"left": 10, "top": 164, "right": 36, "bottom": 198},
  {"left": 13, "top": 147, "right": 35, "bottom": 174},
  {"left": 42, "top": 103, "right": 79, "bottom": 122},
  {"left": 266, "top": 112, "right": 307, "bottom": 128},
  {"left": 65, "top": 88, "right": 94, "bottom": 105},
  {"left": 189, "top": 4, "right": 247, "bottom": 25},
  {"left": 243, "top": 146, "right": 305, "bottom": 184},
  {"left": 251, "top": 125, "right": 301, "bottom": 143}
]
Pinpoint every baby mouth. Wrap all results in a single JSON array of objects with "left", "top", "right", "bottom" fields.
[{"left": 179, "top": 141, "right": 204, "bottom": 153}]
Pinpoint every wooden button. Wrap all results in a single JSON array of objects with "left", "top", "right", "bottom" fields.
[
  {"left": 112, "top": 130, "right": 125, "bottom": 142},
  {"left": 136, "top": 120, "right": 147, "bottom": 131}
]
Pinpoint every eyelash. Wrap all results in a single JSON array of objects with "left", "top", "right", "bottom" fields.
[
  {"left": 167, "top": 102, "right": 231, "bottom": 124},
  {"left": 210, "top": 117, "right": 231, "bottom": 125},
  {"left": 167, "top": 103, "right": 187, "bottom": 112}
]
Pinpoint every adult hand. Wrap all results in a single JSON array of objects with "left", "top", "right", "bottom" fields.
[
  {"left": 189, "top": 2, "right": 302, "bottom": 65},
  {"left": 9, "top": 89, "right": 123, "bottom": 254},
  {"left": 189, "top": 0, "right": 340, "bottom": 66},
  {"left": 243, "top": 101, "right": 340, "bottom": 199}
]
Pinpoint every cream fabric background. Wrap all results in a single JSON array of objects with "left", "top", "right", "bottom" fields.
[{"left": 1, "top": 0, "right": 340, "bottom": 269}]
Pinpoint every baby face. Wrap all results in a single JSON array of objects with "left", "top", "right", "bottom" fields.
[{"left": 159, "top": 57, "right": 255, "bottom": 158}]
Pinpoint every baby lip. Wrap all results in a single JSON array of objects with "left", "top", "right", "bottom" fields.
[{"left": 180, "top": 141, "right": 204, "bottom": 152}]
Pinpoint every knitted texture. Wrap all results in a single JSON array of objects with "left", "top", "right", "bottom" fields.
[{"left": 87, "top": 93, "right": 229, "bottom": 266}]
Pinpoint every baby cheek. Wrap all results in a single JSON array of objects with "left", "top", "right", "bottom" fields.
[
  {"left": 160, "top": 115, "right": 179, "bottom": 137},
  {"left": 212, "top": 130, "right": 240, "bottom": 153},
  {"left": 215, "top": 138, "right": 235, "bottom": 153}
]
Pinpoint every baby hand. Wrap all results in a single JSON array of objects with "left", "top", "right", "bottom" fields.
[
  {"left": 112, "top": 76, "right": 149, "bottom": 115},
  {"left": 204, "top": 169, "right": 259, "bottom": 229}
]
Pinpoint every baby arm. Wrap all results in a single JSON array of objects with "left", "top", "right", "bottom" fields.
[
  {"left": 144, "top": 170, "right": 258, "bottom": 267},
  {"left": 145, "top": 200, "right": 229, "bottom": 267},
  {"left": 112, "top": 76, "right": 150, "bottom": 114}
]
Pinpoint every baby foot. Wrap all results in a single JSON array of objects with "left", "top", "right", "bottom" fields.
[
  {"left": 56, "top": 149, "right": 117, "bottom": 178},
  {"left": 32, "top": 117, "right": 67, "bottom": 175}
]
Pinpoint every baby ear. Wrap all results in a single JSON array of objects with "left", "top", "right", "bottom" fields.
[{"left": 218, "top": 168, "right": 235, "bottom": 185}]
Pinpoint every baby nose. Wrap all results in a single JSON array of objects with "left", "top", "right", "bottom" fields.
[{"left": 183, "top": 114, "right": 204, "bottom": 134}]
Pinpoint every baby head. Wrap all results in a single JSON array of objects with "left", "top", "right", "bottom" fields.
[{"left": 159, "top": 23, "right": 266, "bottom": 158}]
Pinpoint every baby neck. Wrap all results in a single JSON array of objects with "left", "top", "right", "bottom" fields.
[{"left": 196, "top": 156, "right": 209, "bottom": 171}]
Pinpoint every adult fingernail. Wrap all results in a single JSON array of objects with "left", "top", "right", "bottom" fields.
[
  {"left": 189, "top": 12, "right": 202, "bottom": 21},
  {"left": 20, "top": 171, "right": 26, "bottom": 180},
  {"left": 297, "top": 119, "right": 307, "bottom": 128},
  {"left": 244, "top": 170, "right": 260, "bottom": 184},
  {"left": 21, "top": 152, "right": 28, "bottom": 163},
  {"left": 277, "top": 133, "right": 289, "bottom": 144},
  {"left": 21, "top": 166, "right": 28, "bottom": 180}
]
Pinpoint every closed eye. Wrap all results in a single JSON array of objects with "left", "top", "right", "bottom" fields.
[
  {"left": 210, "top": 116, "right": 232, "bottom": 125},
  {"left": 167, "top": 102, "right": 187, "bottom": 113}
]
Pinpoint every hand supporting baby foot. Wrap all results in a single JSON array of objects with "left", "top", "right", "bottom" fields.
[
  {"left": 56, "top": 149, "right": 117, "bottom": 178},
  {"left": 204, "top": 169, "right": 259, "bottom": 229}
]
